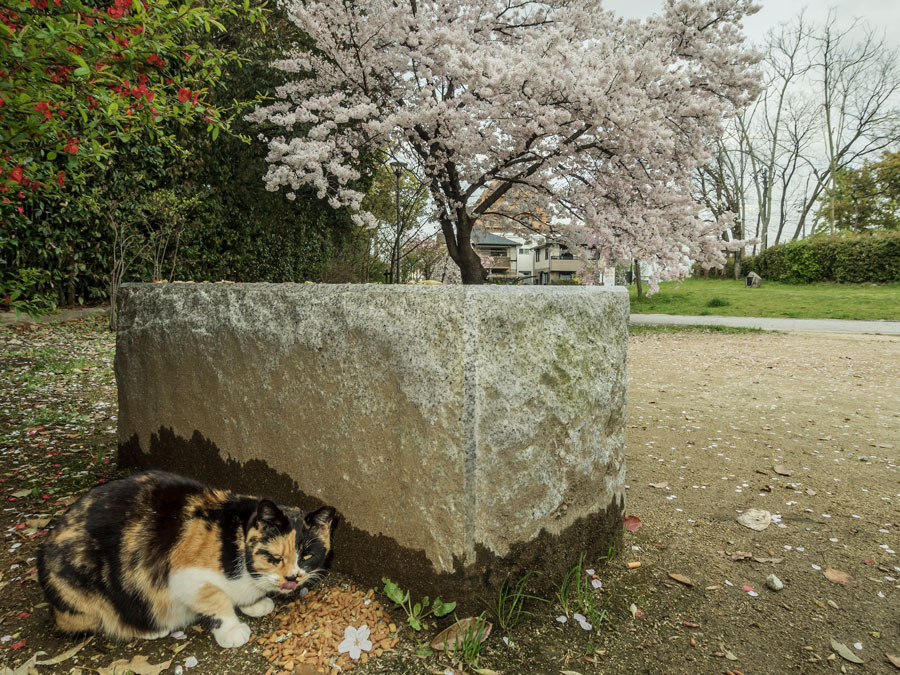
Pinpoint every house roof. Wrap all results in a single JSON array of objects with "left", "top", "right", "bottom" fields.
[{"left": 471, "top": 230, "right": 520, "bottom": 247}]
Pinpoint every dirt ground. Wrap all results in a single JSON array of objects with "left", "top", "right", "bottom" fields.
[{"left": 0, "top": 320, "right": 898, "bottom": 674}]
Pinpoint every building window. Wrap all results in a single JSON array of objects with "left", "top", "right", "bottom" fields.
[
  {"left": 519, "top": 248, "right": 529, "bottom": 255},
  {"left": 489, "top": 248, "right": 506, "bottom": 258}
]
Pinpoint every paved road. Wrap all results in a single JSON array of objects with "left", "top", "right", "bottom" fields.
[{"left": 630, "top": 313, "right": 900, "bottom": 335}]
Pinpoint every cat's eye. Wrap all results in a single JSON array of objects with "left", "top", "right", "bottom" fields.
[
  {"left": 302, "top": 554, "right": 313, "bottom": 560},
  {"left": 271, "top": 556, "right": 283, "bottom": 564}
]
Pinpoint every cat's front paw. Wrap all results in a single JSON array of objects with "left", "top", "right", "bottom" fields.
[
  {"left": 240, "top": 597, "right": 275, "bottom": 618},
  {"left": 213, "top": 620, "right": 252, "bottom": 648}
]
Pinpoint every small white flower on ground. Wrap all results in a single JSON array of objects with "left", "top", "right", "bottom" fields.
[
  {"left": 578, "top": 619, "right": 593, "bottom": 631},
  {"left": 573, "top": 613, "right": 586, "bottom": 623},
  {"left": 502, "top": 636, "right": 515, "bottom": 648},
  {"left": 555, "top": 615, "right": 567, "bottom": 624},
  {"left": 591, "top": 578, "right": 602, "bottom": 589},
  {"left": 811, "top": 564, "right": 822, "bottom": 571},
  {"left": 853, "top": 642, "right": 863, "bottom": 650},
  {"left": 338, "top": 624, "right": 372, "bottom": 660},
  {"left": 585, "top": 569, "right": 595, "bottom": 575}
]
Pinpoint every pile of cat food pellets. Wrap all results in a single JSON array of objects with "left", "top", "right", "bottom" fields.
[{"left": 257, "top": 586, "right": 399, "bottom": 674}]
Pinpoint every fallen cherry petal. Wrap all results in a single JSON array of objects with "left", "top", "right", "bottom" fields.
[
  {"left": 555, "top": 615, "right": 567, "bottom": 624},
  {"left": 185, "top": 655, "right": 199, "bottom": 668},
  {"left": 742, "top": 585, "right": 754, "bottom": 592},
  {"left": 10, "top": 639, "right": 26, "bottom": 649}
]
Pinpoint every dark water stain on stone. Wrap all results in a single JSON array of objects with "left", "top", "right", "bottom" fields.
[{"left": 120, "top": 428, "right": 624, "bottom": 612}]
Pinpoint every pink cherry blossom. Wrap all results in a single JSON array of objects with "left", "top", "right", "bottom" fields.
[{"left": 251, "top": 0, "right": 761, "bottom": 286}]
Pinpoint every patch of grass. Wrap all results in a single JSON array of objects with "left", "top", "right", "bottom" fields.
[
  {"left": 629, "top": 278, "right": 900, "bottom": 320},
  {"left": 447, "top": 614, "right": 490, "bottom": 670},
  {"left": 556, "top": 554, "right": 608, "bottom": 631},
  {"left": 629, "top": 324, "right": 764, "bottom": 336},
  {"left": 481, "top": 572, "right": 547, "bottom": 632}
]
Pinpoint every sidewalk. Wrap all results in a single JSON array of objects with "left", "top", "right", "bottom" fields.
[
  {"left": 629, "top": 312, "right": 900, "bottom": 335},
  {"left": 1, "top": 305, "right": 108, "bottom": 327}
]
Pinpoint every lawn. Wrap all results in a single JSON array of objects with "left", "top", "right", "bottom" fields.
[{"left": 629, "top": 278, "right": 900, "bottom": 320}]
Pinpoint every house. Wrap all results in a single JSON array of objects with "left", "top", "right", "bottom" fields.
[
  {"left": 533, "top": 239, "right": 581, "bottom": 285},
  {"left": 470, "top": 230, "right": 521, "bottom": 281}
]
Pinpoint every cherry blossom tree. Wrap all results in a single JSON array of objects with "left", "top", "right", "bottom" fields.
[{"left": 250, "top": 0, "right": 762, "bottom": 286}]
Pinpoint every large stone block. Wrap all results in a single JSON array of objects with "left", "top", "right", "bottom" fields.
[{"left": 116, "top": 283, "right": 628, "bottom": 599}]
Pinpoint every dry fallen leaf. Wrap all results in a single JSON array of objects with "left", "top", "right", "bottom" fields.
[
  {"left": 35, "top": 639, "right": 90, "bottom": 666},
  {"left": 830, "top": 639, "right": 864, "bottom": 664},
  {"left": 623, "top": 514, "right": 642, "bottom": 532},
  {"left": 96, "top": 654, "right": 172, "bottom": 675},
  {"left": 773, "top": 464, "right": 792, "bottom": 476},
  {"left": 886, "top": 654, "right": 900, "bottom": 669},
  {"left": 737, "top": 509, "right": 771, "bottom": 531},
  {"left": 722, "top": 551, "right": 753, "bottom": 561},
  {"left": 430, "top": 617, "right": 492, "bottom": 651},
  {"left": 0, "top": 652, "right": 44, "bottom": 675},
  {"left": 25, "top": 517, "right": 51, "bottom": 529},
  {"left": 668, "top": 573, "right": 694, "bottom": 587},
  {"left": 824, "top": 566, "right": 859, "bottom": 588},
  {"left": 649, "top": 482, "right": 669, "bottom": 489}
]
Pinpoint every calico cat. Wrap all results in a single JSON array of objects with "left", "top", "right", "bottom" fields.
[{"left": 37, "top": 470, "right": 335, "bottom": 648}]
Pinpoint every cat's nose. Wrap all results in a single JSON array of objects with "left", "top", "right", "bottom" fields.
[{"left": 285, "top": 575, "right": 298, "bottom": 582}]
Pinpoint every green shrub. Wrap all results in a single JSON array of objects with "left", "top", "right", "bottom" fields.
[
  {"left": 1, "top": 268, "right": 58, "bottom": 316},
  {"left": 706, "top": 297, "right": 731, "bottom": 307},
  {"left": 745, "top": 233, "right": 900, "bottom": 284}
]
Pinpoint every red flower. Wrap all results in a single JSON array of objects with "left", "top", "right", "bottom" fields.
[
  {"left": 64, "top": 138, "right": 79, "bottom": 154},
  {"left": 33, "top": 101, "right": 52, "bottom": 120},
  {"left": 146, "top": 53, "right": 165, "bottom": 68},
  {"left": 56, "top": 171, "right": 65, "bottom": 187},
  {"left": 9, "top": 166, "right": 23, "bottom": 182},
  {"left": 191, "top": 91, "right": 200, "bottom": 106},
  {"left": 130, "top": 24, "right": 144, "bottom": 35},
  {"left": 107, "top": 5, "right": 123, "bottom": 17},
  {"left": 177, "top": 88, "right": 191, "bottom": 102}
]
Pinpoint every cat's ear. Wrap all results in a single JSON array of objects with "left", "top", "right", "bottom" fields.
[
  {"left": 252, "top": 499, "right": 288, "bottom": 531},
  {"left": 304, "top": 506, "right": 335, "bottom": 532},
  {"left": 304, "top": 506, "right": 335, "bottom": 551}
]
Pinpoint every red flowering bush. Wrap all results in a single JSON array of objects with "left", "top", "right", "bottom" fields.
[{"left": 0, "top": 0, "right": 267, "bottom": 209}]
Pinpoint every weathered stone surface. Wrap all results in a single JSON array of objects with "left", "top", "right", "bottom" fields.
[{"left": 116, "top": 283, "right": 628, "bottom": 597}]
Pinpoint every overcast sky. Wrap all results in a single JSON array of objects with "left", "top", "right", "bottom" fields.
[{"left": 600, "top": 0, "right": 900, "bottom": 50}]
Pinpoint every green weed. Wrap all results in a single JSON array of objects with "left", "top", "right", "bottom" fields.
[
  {"left": 481, "top": 571, "right": 547, "bottom": 632},
  {"left": 380, "top": 577, "right": 455, "bottom": 631},
  {"left": 447, "top": 614, "right": 490, "bottom": 670}
]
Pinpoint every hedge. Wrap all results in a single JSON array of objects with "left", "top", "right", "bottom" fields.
[{"left": 737, "top": 233, "right": 900, "bottom": 284}]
